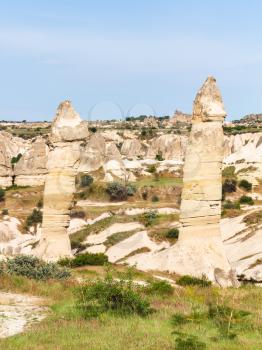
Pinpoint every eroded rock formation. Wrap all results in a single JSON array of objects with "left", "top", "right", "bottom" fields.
[
  {"left": 177, "top": 76, "right": 233, "bottom": 280},
  {"left": 35, "top": 101, "right": 89, "bottom": 261},
  {"left": 125, "top": 77, "right": 237, "bottom": 285}
]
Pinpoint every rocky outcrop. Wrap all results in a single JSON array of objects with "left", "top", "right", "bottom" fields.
[
  {"left": 14, "top": 137, "right": 48, "bottom": 186},
  {"left": 35, "top": 101, "right": 89, "bottom": 261},
  {"left": 224, "top": 132, "right": 262, "bottom": 186},
  {"left": 146, "top": 134, "right": 187, "bottom": 160},
  {"left": 221, "top": 209, "right": 262, "bottom": 282},
  {"left": 0, "top": 132, "right": 28, "bottom": 187}
]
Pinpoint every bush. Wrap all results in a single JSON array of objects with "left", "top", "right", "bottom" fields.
[
  {"left": 142, "top": 191, "right": 148, "bottom": 200},
  {"left": 239, "top": 195, "right": 254, "bottom": 205},
  {"left": 70, "top": 210, "right": 86, "bottom": 219},
  {"left": 155, "top": 153, "right": 164, "bottom": 161},
  {"left": 177, "top": 275, "right": 211, "bottom": 287},
  {"left": 222, "top": 166, "right": 235, "bottom": 178},
  {"left": 88, "top": 127, "right": 97, "bottom": 133},
  {"left": 223, "top": 200, "right": 240, "bottom": 210},
  {"left": 142, "top": 210, "right": 158, "bottom": 226},
  {"left": 0, "top": 188, "right": 5, "bottom": 202},
  {"left": 106, "top": 182, "right": 128, "bottom": 201},
  {"left": 59, "top": 253, "right": 108, "bottom": 267},
  {"left": 239, "top": 179, "right": 252, "bottom": 191},
  {"left": 25, "top": 209, "right": 43, "bottom": 230},
  {"left": 222, "top": 179, "right": 237, "bottom": 193},
  {"left": 146, "top": 280, "right": 173, "bottom": 296},
  {"left": 126, "top": 184, "right": 137, "bottom": 196},
  {"left": 175, "top": 334, "right": 206, "bottom": 350},
  {"left": 2, "top": 208, "right": 8, "bottom": 215},
  {"left": 147, "top": 164, "right": 157, "bottom": 173},
  {"left": 11, "top": 153, "right": 22, "bottom": 165},
  {"left": 76, "top": 272, "right": 153, "bottom": 317},
  {"left": 151, "top": 195, "right": 159, "bottom": 202},
  {"left": 166, "top": 228, "right": 179, "bottom": 239},
  {"left": 5, "top": 255, "right": 70, "bottom": 280},
  {"left": 80, "top": 175, "right": 94, "bottom": 187},
  {"left": 208, "top": 304, "right": 251, "bottom": 339}
]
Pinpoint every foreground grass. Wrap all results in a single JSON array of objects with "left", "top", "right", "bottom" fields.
[{"left": 1, "top": 268, "right": 262, "bottom": 350}]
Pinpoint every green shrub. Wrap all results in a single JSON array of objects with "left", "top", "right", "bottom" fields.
[
  {"left": 142, "top": 210, "right": 159, "bottom": 226},
  {"left": 174, "top": 334, "right": 206, "bottom": 350},
  {"left": 223, "top": 200, "right": 240, "bottom": 210},
  {"left": 165, "top": 228, "right": 179, "bottom": 239},
  {"left": 239, "top": 179, "right": 252, "bottom": 191},
  {"left": 151, "top": 195, "right": 159, "bottom": 202},
  {"left": 222, "top": 179, "right": 237, "bottom": 193},
  {"left": 5, "top": 255, "right": 70, "bottom": 280},
  {"left": 239, "top": 195, "right": 254, "bottom": 205},
  {"left": 11, "top": 153, "right": 22, "bottom": 165},
  {"left": 208, "top": 304, "right": 251, "bottom": 339},
  {"left": 155, "top": 153, "right": 164, "bottom": 161},
  {"left": 76, "top": 273, "right": 153, "bottom": 317},
  {"left": 147, "top": 164, "right": 157, "bottom": 173},
  {"left": 106, "top": 182, "right": 128, "bottom": 201},
  {"left": 146, "top": 280, "right": 173, "bottom": 296},
  {"left": 177, "top": 275, "right": 211, "bottom": 287},
  {"left": 80, "top": 174, "right": 94, "bottom": 187},
  {"left": 59, "top": 253, "right": 108, "bottom": 267},
  {"left": 0, "top": 188, "right": 5, "bottom": 202},
  {"left": 25, "top": 209, "right": 43, "bottom": 230},
  {"left": 222, "top": 166, "right": 236, "bottom": 178},
  {"left": 2, "top": 208, "right": 8, "bottom": 215},
  {"left": 88, "top": 127, "right": 97, "bottom": 133},
  {"left": 126, "top": 184, "right": 137, "bottom": 196}
]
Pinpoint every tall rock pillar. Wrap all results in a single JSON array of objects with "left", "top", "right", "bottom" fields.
[
  {"left": 178, "top": 76, "right": 232, "bottom": 280},
  {"left": 35, "top": 101, "right": 89, "bottom": 261}
]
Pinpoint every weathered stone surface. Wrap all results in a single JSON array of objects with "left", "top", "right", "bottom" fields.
[
  {"left": 178, "top": 76, "right": 232, "bottom": 280},
  {"left": 146, "top": 134, "right": 187, "bottom": 160},
  {"left": 14, "top": 137, "right": 48, "bottom": 186},
  {"left": 35, "top": 101, "right": 88, "bottom": 261}
]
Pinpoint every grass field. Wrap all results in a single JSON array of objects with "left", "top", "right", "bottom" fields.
[{"left": 1, "top": 267, "right": 262, "bottom": 350}]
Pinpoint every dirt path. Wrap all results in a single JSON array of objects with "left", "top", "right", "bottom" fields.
[{"left": 0, "top": 292, "right": 47, "bottom": 338}]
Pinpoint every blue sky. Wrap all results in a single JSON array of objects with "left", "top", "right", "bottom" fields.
[{"left": 1, "top": 1, "right": 262, "bottom": 121}]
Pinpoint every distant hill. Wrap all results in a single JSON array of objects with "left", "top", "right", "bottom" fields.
[{"left": 234, "top": 113, "right": 262, "bottom": 124}]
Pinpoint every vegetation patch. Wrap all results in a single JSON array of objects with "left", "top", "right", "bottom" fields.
[
  {"left": 76, "top": 271, "right": 153, "bottom": 317},
  {"left": 59, "top": 253, "right": 108, "bottom": 267},
  {"left": 239, "top": 195, "right": 254, "bottom": 205},
  {"left": 3, "top": 255, "right": 70, "bottom": 280},
  {"left": 238, "top": 179, "right": 252, "bottom": 191},
  {"left": 177, "top": 275, "right": 211, "bottom": 287}
]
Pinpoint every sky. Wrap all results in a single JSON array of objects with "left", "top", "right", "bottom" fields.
[{"left": 1, "top": 1, "right": 262, "bottom": 121}]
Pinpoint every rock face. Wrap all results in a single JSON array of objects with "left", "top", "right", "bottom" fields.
[
  {"left": 14, "top": 137, "right": 48, "bottom": 186},
  {"left": 35, "top": 101, "right": 89, "bottom": 261},
  {"left": 224, "top": 132, "right": 262, "bottom": 186},
  {"left": 0, "top": 132, "right": 28, "bottom": 187}
]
